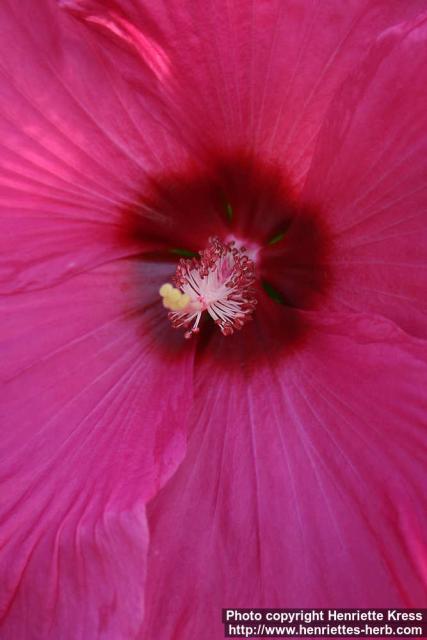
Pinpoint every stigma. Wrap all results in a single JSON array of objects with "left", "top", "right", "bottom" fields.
[{"left": 159, "top": 236, "right": 257, "bottom": 338}]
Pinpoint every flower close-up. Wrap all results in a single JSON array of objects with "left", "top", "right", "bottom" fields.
[{"left": 1, "top": 1, "right": 427, "bottom": 639}]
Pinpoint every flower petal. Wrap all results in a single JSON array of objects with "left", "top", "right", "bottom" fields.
[
  {"left": 303, "top": 13, "right": 427, "bottom": 337},
  {"left": 141, "top": 312, "right": 427, "bottom": 638},
  {"left": 0, "top": 260, "right": 194, "bottom": 638},
  {"left": 60, "top": 0, "right": 427, "bottom": 187},
  {"left": 0, "top": 0, "right": 195, "bottom": 293}
]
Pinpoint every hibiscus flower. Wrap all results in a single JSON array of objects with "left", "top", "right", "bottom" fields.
[{"left": 1, "top": 1, "right": 426, "bottom": 639}]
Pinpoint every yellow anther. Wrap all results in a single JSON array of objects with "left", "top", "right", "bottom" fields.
[
  {"left": 168, "top": 288, "right": 181, "bottom": 302},
  {"left": 176, "top": 293, "right": 190, "bottom": 309},
  {"left": 159, "top": 283, "right": 173, "bottom": 297},
  {"left": 159, "top": 282, "right": 190, "bottom": 312}
]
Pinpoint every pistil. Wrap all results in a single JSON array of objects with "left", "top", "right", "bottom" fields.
[{"left": 159, "top": 236, "right": 257, "bottom": 338}]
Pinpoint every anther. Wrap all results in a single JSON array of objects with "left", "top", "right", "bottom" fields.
[{"left": 160, "top": 236, "right": 257, "bottom": 338}]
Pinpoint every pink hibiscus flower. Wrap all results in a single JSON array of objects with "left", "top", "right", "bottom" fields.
[{"left": 1, "top": 1, "right": 427, "bottom": 638}]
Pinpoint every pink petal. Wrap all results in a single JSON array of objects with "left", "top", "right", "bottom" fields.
[
  {"left": 0, "top": 0, "right": 194, "bottom": 292},
  {"left": 303, "top": 13, "right": 427, "bottom": 337},
  {"left": 60, "top": 0, "right": 426, "bottom": 188},
  {"left": 142, "top": 312, "right": 427, "bottom": 638},
  {"left": 0, "top": 260, "right": 194, "bottom": 638}
]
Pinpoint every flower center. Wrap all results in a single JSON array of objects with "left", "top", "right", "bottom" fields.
[{"left": 159, "top": 236, "right": 257, "bottom": 338}]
